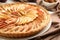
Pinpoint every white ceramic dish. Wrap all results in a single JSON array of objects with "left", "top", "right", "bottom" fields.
[
  {"left": 42, "top": 0, "right": 58, "bottom": 9},
  {"left": 0, "top": 1, "right": 52, "bottom": 40}
]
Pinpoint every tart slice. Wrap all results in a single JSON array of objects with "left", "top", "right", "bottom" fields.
[{"left": 0, "top": 2, "right": 50, "bottom": 38}]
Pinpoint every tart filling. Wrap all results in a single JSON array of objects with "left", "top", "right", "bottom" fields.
[{"left": 0, "top": 3, "right": 38, "bottom": 27}]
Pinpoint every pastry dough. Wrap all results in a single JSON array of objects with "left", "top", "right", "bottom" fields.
[{"left": 0, "top": 2, "right": 50, "bottom": 38}]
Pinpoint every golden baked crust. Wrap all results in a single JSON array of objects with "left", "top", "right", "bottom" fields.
[{"left": 0, "top": 2, "right": 50, "bottom": 38}]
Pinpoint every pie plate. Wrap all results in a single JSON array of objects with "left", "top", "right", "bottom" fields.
[{"left": 0, "top": 2, "right": 52, "bottom": 40}]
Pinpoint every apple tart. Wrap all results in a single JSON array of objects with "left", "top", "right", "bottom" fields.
[{"left": 0, "top": 2, "right": 50, "bottom": 38}]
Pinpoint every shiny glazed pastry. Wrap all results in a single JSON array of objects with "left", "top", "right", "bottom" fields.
[{"left": 0, "top": 2, "right": 50, "bottom": 38}]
